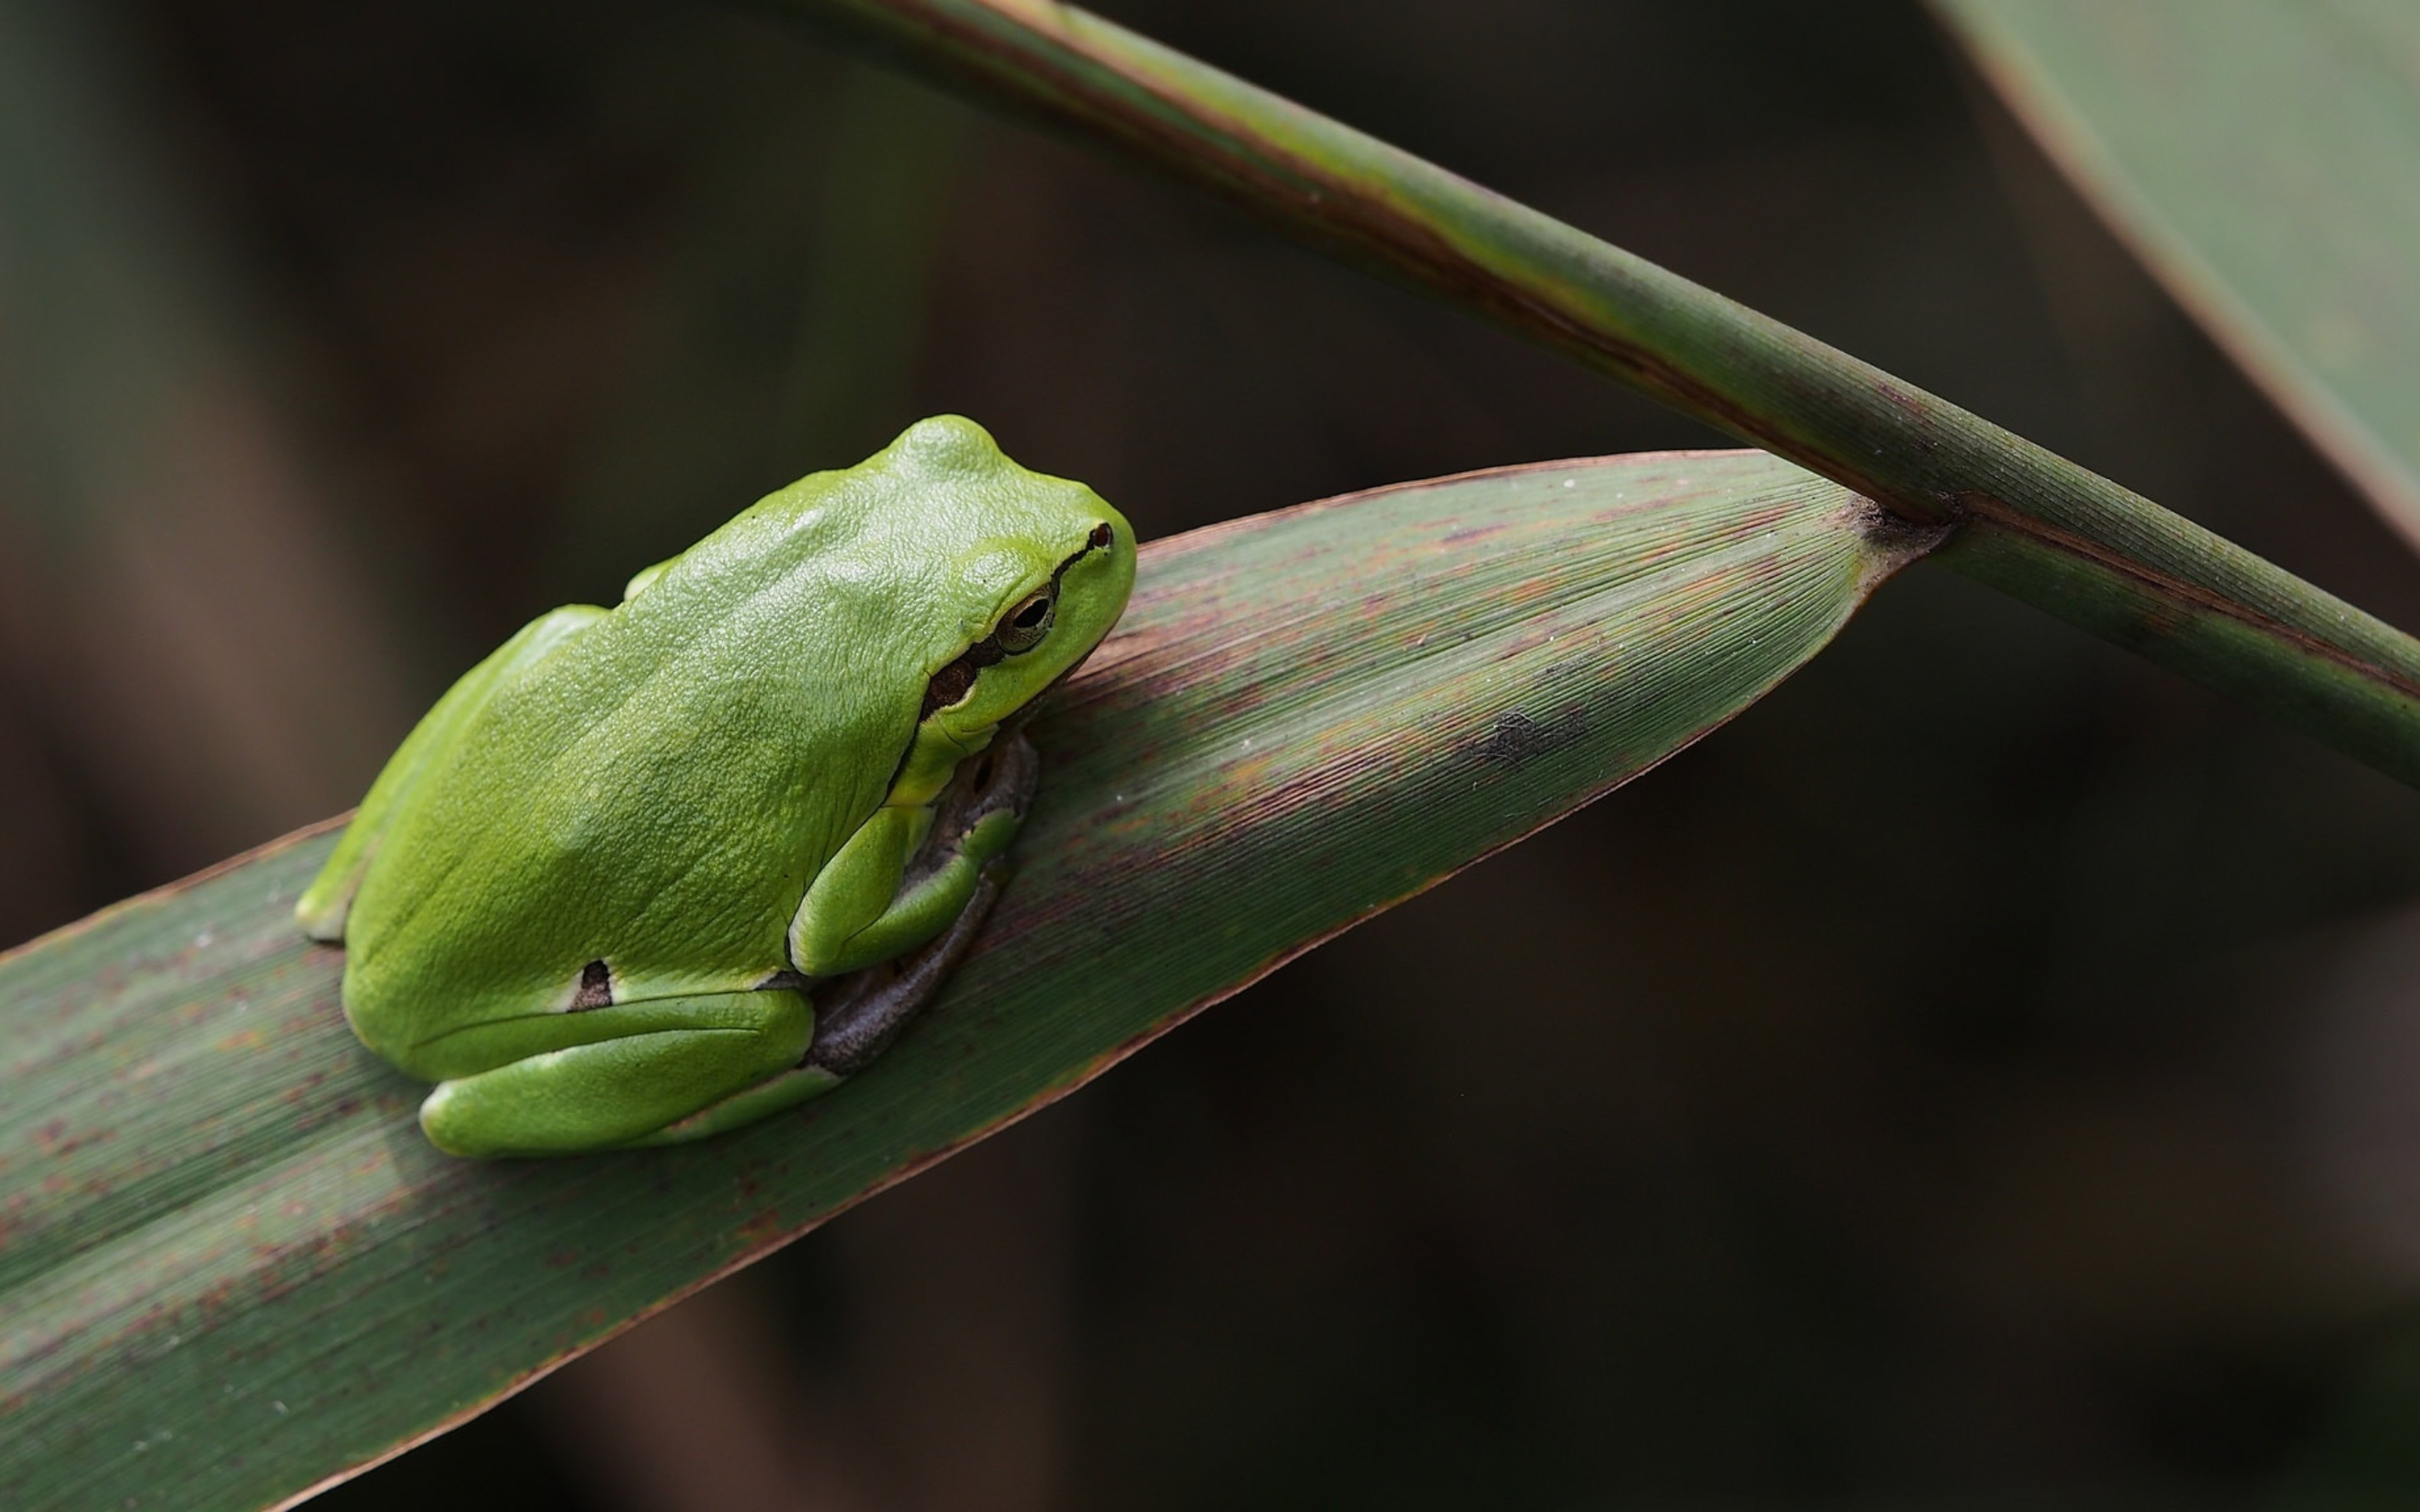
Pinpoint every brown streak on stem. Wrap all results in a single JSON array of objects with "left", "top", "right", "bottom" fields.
[
  {"left": 820, "top": 1, "right": 1947, "bottom": 521},
  {"left": 772, "top": 0, "right": 2420, "bottom": 790},
  {"left": 1953, "top": 490, "right": 2420, "bottom": 701}
]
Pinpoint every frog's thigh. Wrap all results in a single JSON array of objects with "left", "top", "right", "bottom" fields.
[
  {"left": 418, "top": 989, "right": 810, "bottom": 1157},
  {"left": 298, "top": 604, "right": 604, "bottom": 941}
]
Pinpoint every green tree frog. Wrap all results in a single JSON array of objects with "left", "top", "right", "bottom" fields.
[{"left": 295, "top": 416, "right": 1135, "bottom": 1157}]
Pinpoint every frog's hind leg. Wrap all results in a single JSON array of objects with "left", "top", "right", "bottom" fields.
[
  {"left": 419, "top": 987, "right": 810, "bottom": 1157},
  {"left": 297, "top": 604, "right": 604, "bottom": 941}
]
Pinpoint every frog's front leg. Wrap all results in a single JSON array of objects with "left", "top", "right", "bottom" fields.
[
  {"left": 606, "top": 735, "right": 1037, "bottom": 1154},
  {"left": 790, "top": 730, "right": 1037, "bottom": 976},
  {"left": 791, "top": 730, "right": 1037, "bottom": 1041},
  {"left": 629, "top": 851, "right": 1015, "bottom": 1149},
  {"left": 418, "top": 989, "right": 812, "bottom": 1157},
  {"left": 804, "top": 858, "right": 1009, "bottom": 1075}
]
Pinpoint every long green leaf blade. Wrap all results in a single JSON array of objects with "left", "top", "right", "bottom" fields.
[
  {"left": 1937, "top": 0, "right": 2420, "bottom": 541},
  {"left": 772, "top": 0, "right": 2420, "bottom": 787},
  {"left": 0, "top": 452, "right": 1923, "bottom": 1511}
]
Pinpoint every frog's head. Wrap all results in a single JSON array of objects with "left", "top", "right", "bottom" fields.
[{"left": 881, "top": 416, "right": 1136, "bottom": 799}]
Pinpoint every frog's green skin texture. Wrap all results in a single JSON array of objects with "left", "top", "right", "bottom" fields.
[{"left": 295, "top": 416, "right": 1134, "bottom": 1157}]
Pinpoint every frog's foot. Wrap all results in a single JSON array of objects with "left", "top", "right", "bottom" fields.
[{"left": 622, "top": 1060, "right": 844, "bottom": 1147}]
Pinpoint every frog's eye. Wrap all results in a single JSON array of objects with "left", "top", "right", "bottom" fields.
[{"left": 993, "top": 585, "right": 1057, "bottom": 655}]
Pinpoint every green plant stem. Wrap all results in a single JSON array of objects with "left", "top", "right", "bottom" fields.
[{"left": 773, "top": 0, "right": 2420, "bottom": 786}]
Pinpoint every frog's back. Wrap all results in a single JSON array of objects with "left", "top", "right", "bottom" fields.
[{"left": 343, "top": 421, "right": 1026, "bottom": 1023}]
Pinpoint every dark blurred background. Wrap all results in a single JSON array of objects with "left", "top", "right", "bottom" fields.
[{"left": 11, "top": 0, "right": 2420, "bottom": 1506}]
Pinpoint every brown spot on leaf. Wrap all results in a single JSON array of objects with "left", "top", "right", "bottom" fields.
[{"left": 1463, "top": 707, "right": 1587, "bottom": 769}]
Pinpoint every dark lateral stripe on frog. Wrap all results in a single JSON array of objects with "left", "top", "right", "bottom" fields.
[{"left": 918, "top": 522, "right": 1119, "bottom": 721}]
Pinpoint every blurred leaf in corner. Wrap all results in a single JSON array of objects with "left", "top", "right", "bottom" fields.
[
  {"left": 1932, "top": 9, "right": 2420, "bottom": 1499},
  {"left": 1936, "top": 0, "right": 2420, "bottom": 544},
  {"left": 0, "top": 0, "right": 418, "bottom": 895}
]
